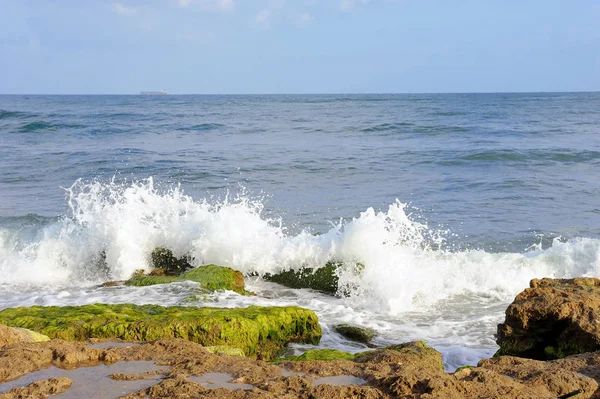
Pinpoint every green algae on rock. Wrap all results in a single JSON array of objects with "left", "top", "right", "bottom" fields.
[
  {"left": 204, "top": 345, "right": 246, "bottom": 357},
  {"left": 334, "top": 324, "right": 377, "bottom": 345},
  {"left": 125, "top": 264, "right": 251, "bottom": 295},
  {"left": 264, "top": 264, "right": 338, "bottom": 294},
  {"left": 264, "top": 262, "right": 363, "bottom": 295},
  {"left": 280, "top": 348, "right": 358, "bottom": 361},
  {"left": 0, "top": 304, "right": 321, "bottom": 360}
]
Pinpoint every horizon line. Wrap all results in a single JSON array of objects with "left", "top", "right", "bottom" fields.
[{"left": 1, "top": 90, "right": 600, "bottom": 96}]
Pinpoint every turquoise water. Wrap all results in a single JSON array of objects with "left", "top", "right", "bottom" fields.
[{"left": 1, "top": 93, "right": 599, "bottom": 369}]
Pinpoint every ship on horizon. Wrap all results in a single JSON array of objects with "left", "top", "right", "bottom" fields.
[{"left": 140, "top": 89, "right": 167, "bottom": 95}]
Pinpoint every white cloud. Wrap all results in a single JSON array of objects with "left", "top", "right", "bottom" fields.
[
  {"left": 112, "top": 2, "right": 137, "bottom": 16},
  {"left": 255, "top": 9, "right": 271, "bottom": 28},
  {"left": 217, "top": 0, "right": 234, "bottom": 12},
  {"left": 298, "top": 12, "right": 313, "bottom": 26},
  {"left": 340, "top": 0, "right": 369, "bottom": 12},
  {"left": 176, "top": 0, "right": 234, "bottom": 12}
]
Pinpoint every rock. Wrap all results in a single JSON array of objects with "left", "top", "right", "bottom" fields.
[
  {"left": 204, "top": 345, "right": 246, "bottom": 357},
  {"left": 125, "top": 264, "right": 252, "bottom": 295},
  {"left": 0, "top": 304, "right": 321, "bottom": 360},
  {"left": 0, "top": 377, "right": 72, "bottom": 399},
  {"left": 1, "top": 338, "right": 599, "bottom": 398},
  {"left": 264, "top": 262, "right": 362, "bottom": 295},
  {"left": 496, "top": 277, "right": 600, "bottom": 360},
  {"left": 150, "top": 247, "right": 192, "bottom": 275},
  {"left": 281, "top": 348, "right": 358, "bottom": 361},
  {"left": 265, "top": 264, "right": 339, "bottom": 294},
  {"left": 334, "top": 324, "right": 377, "bottom": 345},
  {"left": 0, "top": 324, "right": 50, "bottom": 348}
]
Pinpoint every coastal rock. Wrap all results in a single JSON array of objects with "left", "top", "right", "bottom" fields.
[
  {"left": 264, "top": 262, "right": 362, "bottom": 295},
  {"left": 496, "top": 277, "right": 600, "bottom": 360},
  {"left": 150, "top": 248, "right": 192, "bottom": 276},
  {"left": 1, "top": 338, "right": 599, "bottom": 398},
  {"left": 0, "top": 377, "right": 72, "bottom": 399},
  {"left": 0, "top": 304, "right": 321, "bottom": 360},
  {"left": 264, "top": 263, "right": 339, "bottom": 294},
  {"left": 0, "top": 324, "right": 50, "bottom": 349},
  {"left": 125, "top": 264, "right": 251, "bottom": 295},
  {"left": 334, "top": 324, "right": 377, "bottom": 345}
]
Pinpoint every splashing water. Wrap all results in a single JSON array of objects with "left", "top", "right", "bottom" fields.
[{"left": 1, "top": 178, "right": 600, "bottom": 315}]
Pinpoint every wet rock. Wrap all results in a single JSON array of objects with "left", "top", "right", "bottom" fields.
[
  {"left": 204, "top": 346, "right": 246, "bottom": 357},
  {"left": 150, "top": 248, "right": 192, "bottom": 276},
  {"left": 125, "top": 264, "right": 252, "bottom": 295},
  {"left": 0, "top": 324, "right": 49, "bottom": 349},
  {"left": 282, "top": 349, "right": 357, "bottom": 361},
  {"left": 496, "top": 277, "right": 600, "bottom": 360},
  {"left": 0, "top": 304, "right": 321, "bottom": 360},
  {"left": 1, "top": 338, "right": 599, "bottom": 398},
  {"left": 264, "top": 262, "right": 362, "bottom": 295},
  {"left": 264, "top": 264, "right": 339, "bottom": 294},
  {"left": 0, "top": 377, "right": 72, "bottom": 399},
  {"left": 334, "top": 324, "right": 377, "bottom": 345}
]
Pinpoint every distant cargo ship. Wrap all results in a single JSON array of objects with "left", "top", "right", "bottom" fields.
[{"left": 140, "top": 89, "right": 167, "bottom": 95}]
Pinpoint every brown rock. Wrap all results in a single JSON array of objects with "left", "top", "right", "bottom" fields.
[
  {"left": 0, "top": 324, "right": 49, "bottom": 349},
  {"left": 0, "top": 377, "right": 72, "bottom": 399},
  {"left": 1, "top": 338, "right": 599, "bottom": 398},
  {"left": 497, "top": 277, "right": 600, "bottom": 360}
]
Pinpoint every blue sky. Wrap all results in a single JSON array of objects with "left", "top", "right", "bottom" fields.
[{"left": 1, "top": 0, "right": 599, "bottom": 94}]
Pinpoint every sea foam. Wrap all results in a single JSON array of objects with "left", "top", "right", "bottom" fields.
[{"left": 1, "top": 178, "right": 599, "bottom": 315}]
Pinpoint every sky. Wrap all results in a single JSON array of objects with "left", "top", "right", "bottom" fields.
[{"left": 1, "top": 0, "right": 599, "bottom": 94}]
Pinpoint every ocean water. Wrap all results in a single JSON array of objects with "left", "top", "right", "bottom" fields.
[{"left": 1, "top": 93, "right": 600, "bottom": 370}]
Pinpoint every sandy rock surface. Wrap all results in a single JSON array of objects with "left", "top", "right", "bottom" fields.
[
  {"left": 1, "top": 339, "right": 599, "bottom": 398},
  {"left": 497, "top": 277, "right": 600, "bottom": 360}
]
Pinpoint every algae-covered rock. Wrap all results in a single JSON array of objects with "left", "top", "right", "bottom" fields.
[
  {"left": 280, "top": 348, "right": 357, "bottom": 361},
  {"left": 125, "top": 264, "right": 251, "bottom": 295},
  {"left": 496, "top": 277, "right": 600, "bottom": 360},
  {"left": 151, "top": 248, "right": 192, "bottom": 275},
  {"left": 265, "top": 262, "right": 364, "bottom": 296},
  {"left": 334, "top": 324, "right": 377, "bottom": 345},
  {"left": 204, "top": 345, "right": 246, "bottom": 357},
  {"left": 0, "top": 304, "right": 321, "bottom": 360},
  {"left": 0, "top": 324, "right": 50, "bottom": 348},
  {"left": 264, "top": 262, "right": 340, "bottom": 294},
  {"left": 356, "top": 341, "right": 444, "bottom": 371}
]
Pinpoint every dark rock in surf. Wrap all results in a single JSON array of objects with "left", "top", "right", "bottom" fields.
[
  {"left": 150, "top": 247, "right": 192, "bottom": 276},
  {"left": 264, "top": 262, "right": 363, "bottom": 296},
  {"left": 334, "top": 324, "right": 377, "bottom": 345}
]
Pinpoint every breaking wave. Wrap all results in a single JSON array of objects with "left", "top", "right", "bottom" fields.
[{"left": 1, "top": 178, "right": 599, "bottom": 314}]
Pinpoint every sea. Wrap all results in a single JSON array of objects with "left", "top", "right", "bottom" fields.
[{"left": 1, "top": 93, "right": 599, "bottom": 371}]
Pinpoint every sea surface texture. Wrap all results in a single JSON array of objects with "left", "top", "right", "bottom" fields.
[{"left": 1, "top": 93, "right": 599, "bottom": 370}]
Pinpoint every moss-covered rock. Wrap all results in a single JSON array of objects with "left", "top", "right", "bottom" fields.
[
  {"left": 264, "top": 262, "right": 364, "bottom": 296},
  {"left": 150, "top": 248, "right": 192, "bottom": 275},
  {"left": 334, "top": 324, "right": 377, "bottom": 344},
  {"left": 280, "top": 348, "right": 357, "bottom": 361},
  {"left": 0, "top": 304, "right": 321, "bottom": 360},
  {"left": 204, "top": 345, "right": 246, "bottom": 357},
  {"left": 265, "top": 262, "right": 345, "bottom": 295},
  {"left": 125, "top": 264, "right": 251, "bottom": 295}
]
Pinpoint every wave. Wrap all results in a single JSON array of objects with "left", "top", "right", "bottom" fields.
[
  {"left": 460, "top": 149, "right": 600, "bottom": 163},
  {"left": 177, "top": 123, "right": 225, "bottom": 132},
  {"left": 1, "top": 178, "right": 599, "bottom": 314}
]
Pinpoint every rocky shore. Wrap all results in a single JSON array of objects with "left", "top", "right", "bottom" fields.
[{"left": 2, "top": 251, "right": 600, "bottom": 398}]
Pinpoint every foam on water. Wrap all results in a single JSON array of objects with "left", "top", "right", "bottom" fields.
[{"left": 1, "top": 178, "right": 600, "bottom": 316}]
